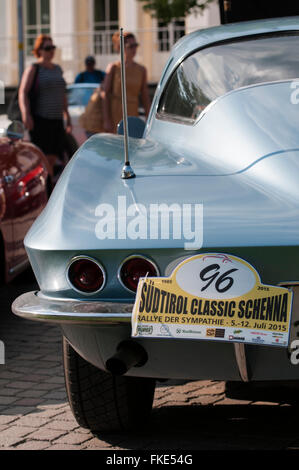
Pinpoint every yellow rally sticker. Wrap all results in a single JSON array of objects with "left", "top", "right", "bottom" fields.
[{"left": 131, "top": 253, "right": 293, "bottom": 347}]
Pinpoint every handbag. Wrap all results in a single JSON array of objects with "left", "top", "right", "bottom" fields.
[
  {"left": 79, "top": 88, "right": 104, "bottom": 134},
  {"left": 7, "top": 64, "right": 39, "bottom": 122}
]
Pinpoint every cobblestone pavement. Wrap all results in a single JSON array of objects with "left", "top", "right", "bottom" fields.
[{"left": 1, "top": 269, "right": 299, "bottom": 450}]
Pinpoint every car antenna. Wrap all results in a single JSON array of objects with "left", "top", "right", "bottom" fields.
[{"left": 120, "top": 27, "right": 136, "bottom": 179}]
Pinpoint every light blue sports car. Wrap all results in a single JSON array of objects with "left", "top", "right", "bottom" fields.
[{"left": 12, "top": 17, "right": 299, "bottom": 433}]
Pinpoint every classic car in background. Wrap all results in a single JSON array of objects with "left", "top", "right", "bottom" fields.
[
  {"left": 0, "top": 121, "right": 48, "bottom": 283},
  {"left": 12, "top": 17, "right": 299, "bottom": 434}
]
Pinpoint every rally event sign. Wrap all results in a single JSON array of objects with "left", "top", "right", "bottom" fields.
[{"left": 131, "top": 253, "right": 293, "bottom": 347}]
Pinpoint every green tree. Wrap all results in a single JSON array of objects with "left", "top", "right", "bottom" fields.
[{"left": 137, "top": 0, "right": 216, "bottom": 24}]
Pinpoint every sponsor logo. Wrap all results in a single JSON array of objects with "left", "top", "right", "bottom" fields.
[
  {"left": 206, "top": 328, "right": 216, "bottom": 337},
  {"left": 137, "top": 325, "right": 153, "bottom": 335},
  {"left": 229, "top": 335, "right": 245, "bottom": 341},
  {"left": 207, "top": 328, "right": 225, "bottom": 338},
  {"left": 250, "top": 331, "right": 268, "bottom": 336},
  {"left": 177, "top": 329, "right": 202, "bottom": 335},
  {"left": 251, "top": 336, "right": 265, "bottom": 344},
  {"left": 215, "top": 328, "right": 225, "bottom": 338},
  {"left": 233, "top": 330, "right": 243, "bottom": 335},
  {"left": 160, "top": 324, "right": 171, "bottom": 336},
  {"left": 271, "top": 337, "right": 286, "bottom": 345}
]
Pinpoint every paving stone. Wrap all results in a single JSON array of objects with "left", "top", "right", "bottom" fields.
[
  {"left": 33, "top": 383, "right": 62, "bottom": 391},
  {"left": 0, "top": 415, "right": 18, "bottom": 426},
  {"left": 39, "top": 355, "right": 62, "bottom": 362},
  {"left": 0, "top": 371, "right": 23, "bottom": 380},
  {"left": 41, "top": 390, "right": 67, "bottom": 401},
  {"left": 28, "top": 408, "right": 64, "bottom": 419},
  {"left": 27, "top": 428, "right": 67, "bottom": 442},
  {"left": 12, "top": 353, "right": 43, "bottom": 361},
  {"left": 83, "top": 438, "right": 114, "bottom": 449},
  {"left": 13, "top": 398, "right": 44, "bottom": 407},
  {"left": 74, "top": 427, "right": 92, "bottom": 434},
  {"left": 14, "top": 375, "right": 50, "bottom": 383},
  {"left": 45, "top": 420, "right": 78, "bottom": 432},
  {"left": 196, "top": 395, "right": 226, "bottom": 405},
  {"left": 8, "top": 381, "right": 39, "bottom": 390},
  {"left": 43, "top": 376, "right": 65, "bottom": 384},
  {"left": 52, "top": 432, "right": 92, "bottom": 445},
  {"left": 15, "top": 390, "right": 48, "bottom": 399},
  {"left": 46, "top": 443, "right": 82, "bottom": 450},
  {"left": 15, "top": 440, "right": 50, "bottom": 450},
  {"left": 0, "top": 406, "right": 37, "bottom": 417},
  {"left": 0, "top": 379, "right": 10, "bottom": 387},
  {"left": 0, "top": 426, "right": 36, "bottom": 447},
  {"left": 0, "top": 396, "right": 18, "bottom": 406},
  {"left": 0, "top": 388, "right": 20, "bottom": 397},
  {"left": 0, "top": 425, "right": 10, "bottom": 433},
  {"left": 53, "top": 410, "right": 78, "bottom": 421},
  {"left": 12, "top": 415, "right": 52, "bottom": 428}
]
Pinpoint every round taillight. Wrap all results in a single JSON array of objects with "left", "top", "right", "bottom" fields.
[
  {"left": 118, "top": 256, "right": 159, "bottom": 293},
  {"left": 67, "top": 257, "right": 105, "bottom": 294}
]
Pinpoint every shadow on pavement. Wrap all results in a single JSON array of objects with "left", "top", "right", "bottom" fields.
[{"left": 92, "top": 402, "right": 299, "bottom": 450}]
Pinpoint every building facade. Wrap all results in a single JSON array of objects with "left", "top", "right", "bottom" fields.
[{"left": 0, "top": 0, "right": 221, "bottom": 86}]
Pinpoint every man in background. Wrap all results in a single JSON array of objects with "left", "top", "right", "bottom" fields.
[{"left": 75, "top": 56, "right": 106, "bottom": 84}]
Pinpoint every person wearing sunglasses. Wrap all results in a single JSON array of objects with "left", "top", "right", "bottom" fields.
[
  {"left": 102, "top": 31, "right": 151, "bottom": 133},
  {"left": 19, "top": 34, "right": 72, "bottom": 182}
]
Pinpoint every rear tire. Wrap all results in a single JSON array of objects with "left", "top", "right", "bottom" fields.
[{"left": 62, "top": 336, "right": 156, "bottom": 433}]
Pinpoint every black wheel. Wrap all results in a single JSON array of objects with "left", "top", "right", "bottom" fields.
[{"left": 62, "top": 336, "right": 156, "bottom": 433}]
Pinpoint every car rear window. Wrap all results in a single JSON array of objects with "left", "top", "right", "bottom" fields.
[{"left": 157, "top": 33, "right": 299, "bottom": 124}]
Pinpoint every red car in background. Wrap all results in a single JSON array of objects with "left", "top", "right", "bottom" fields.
[{"left": 0, "top": 121, "right": 48, "bottom": 283}]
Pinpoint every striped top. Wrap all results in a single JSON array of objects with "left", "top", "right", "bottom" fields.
[{"left": 33, "top": 64, "right": 66, "bottom": 120}]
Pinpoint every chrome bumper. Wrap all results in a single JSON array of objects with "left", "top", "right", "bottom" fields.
[{"left": 12, "top": 291, "right": 134, "bottom": 325}]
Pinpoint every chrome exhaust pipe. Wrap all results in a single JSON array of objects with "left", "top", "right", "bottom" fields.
[{"left": 105, "top": 340, "right": 148, "bottom": 376}]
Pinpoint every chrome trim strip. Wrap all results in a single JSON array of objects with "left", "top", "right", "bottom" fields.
[
  {"left": 234, "top": 343, "right": 250, "bottom": 382},
  {"left": 117, "top": 254, "right": 160, "bottom": 294},
  {"left": 12, "top": 291, "right": 133, "bottom": 325}
]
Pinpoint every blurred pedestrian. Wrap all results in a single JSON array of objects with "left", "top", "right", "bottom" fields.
[
  {"left": 75, "top": 56, "right": 106, "bottom": 84},
  {"left": 102, "top": 31, "right": 151, "bottom": 133},
  {"left": 18, "top": 34, "right": 71, "bottom": 180},
  {"left": 79, "top": 85, "right": 104, "bottom": 138}
]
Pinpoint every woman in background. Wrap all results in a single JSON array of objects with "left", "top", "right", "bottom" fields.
[
  {"left": 102, "top": 31, "right": 151, "bottom": 133},
  {"left": 19, "top": 34, "right": 72, "bottom": 179}
]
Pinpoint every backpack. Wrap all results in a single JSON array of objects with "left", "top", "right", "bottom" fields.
[{"left": 7, "top": 64, "right": 39, "bottom": 122}]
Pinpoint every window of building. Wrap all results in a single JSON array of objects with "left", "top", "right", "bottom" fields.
[
  {"left": 93, "top": 0, "right": 119, "bottom": 55},
  {"left": 24, "top": 0, "right": 50, "bottom": 56},
  {"left": 158, "top": 20, "right": 185, "bottom": 52}
]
